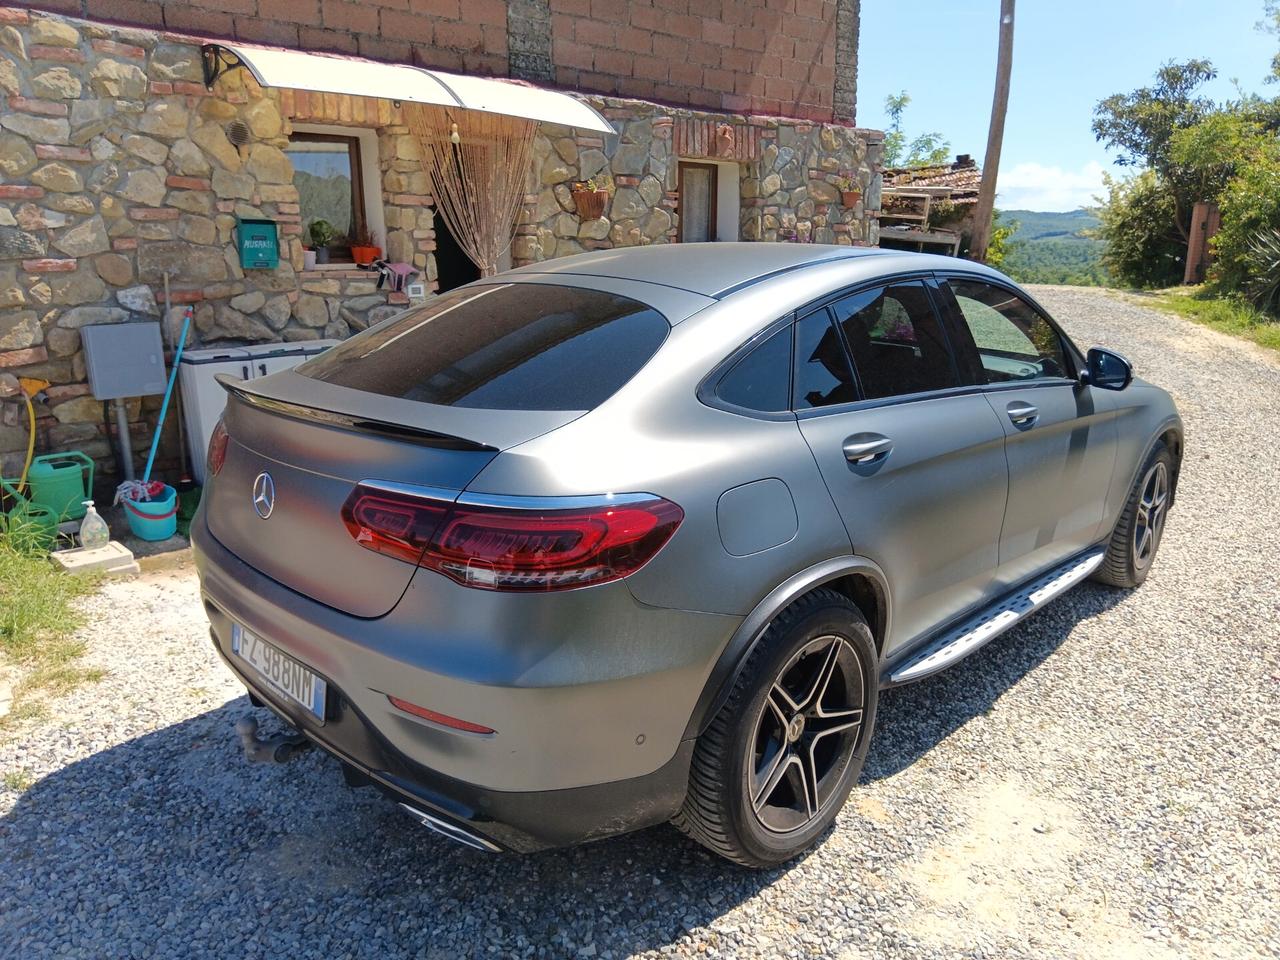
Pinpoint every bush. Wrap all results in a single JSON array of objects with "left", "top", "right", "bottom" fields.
[
  {"left": 1242, "top": 228, "right": 1280, "bottom": 312},
  {"left": 1097, "top": 171, "right": 1185, "bottom": 287},
  {"left": 1210, "top": 147, "right": 1280, "bottom": 291}
]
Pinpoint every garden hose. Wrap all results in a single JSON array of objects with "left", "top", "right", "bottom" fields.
[
  {"left": 17, "top": 389, "right": 35, "bottom": 494},
  {"left": 7, "top": 377, "right": 49, "bottom": 496}
]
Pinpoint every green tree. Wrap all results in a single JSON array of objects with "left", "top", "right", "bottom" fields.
[
  {"left": 1096, "top": 171, "right": 1185, "bottom": 288},
  {"left": 1092, "top": 59, "right": 1219, "bottom": 239},
  {"left": 984, "top": 210, "right": 1017, "bottom": 269},
  {"left": 882, "top": 92, "right": 951, "bottom": 168}
]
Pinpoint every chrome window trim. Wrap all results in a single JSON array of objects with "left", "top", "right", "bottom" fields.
[
  {"left": 793, "top": 383, "right": 987, "bottom": 420},
  {"left": 454, "top": 491, "right": 661, "bottom": 511},
  {"left": 355, "top": 480, "right": 461, "bottom": 503},
  {"left": 980, "top": 377, "right": 1079, "bottom": 394}
]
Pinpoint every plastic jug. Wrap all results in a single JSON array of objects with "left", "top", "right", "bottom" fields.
[
  {"left": 78, "top": 500, "right": 109, "bottom": 549},
  {"left": 28, "top": 452, "right": 94, "bottom": 522}
]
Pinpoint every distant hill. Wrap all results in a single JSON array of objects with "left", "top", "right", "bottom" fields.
[
  {"left": 1000, "top": 209, "right": 1108, "bottom": 286},
  {"left": 1003, "top": 209, "right": 1099, "bottom": 242}
]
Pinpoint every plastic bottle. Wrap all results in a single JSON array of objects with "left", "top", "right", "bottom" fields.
[{"left": 78, "top": 499, "right": 109, "bottom": 549}]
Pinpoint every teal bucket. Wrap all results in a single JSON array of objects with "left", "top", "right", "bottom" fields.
[{"left": 122, "top": 483, "right": 178, "bottom": 541}]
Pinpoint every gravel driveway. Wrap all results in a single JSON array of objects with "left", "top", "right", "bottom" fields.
[{"left": 2, "top": 287, "right": 1278, "bottom": 960}]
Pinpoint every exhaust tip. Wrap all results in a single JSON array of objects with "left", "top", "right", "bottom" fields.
[{"left": 397, "top": 802, "right": 500, "bottom": 853}]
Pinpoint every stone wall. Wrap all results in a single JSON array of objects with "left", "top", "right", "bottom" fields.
[
  {"left": 0, "top": 8, "right": 436, "bottom": 486},
  {"left": 515, "top": 101, "right": 882, "bottom": 264}
]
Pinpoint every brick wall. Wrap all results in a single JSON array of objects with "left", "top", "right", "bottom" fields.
[
  {"left": 26, "top": 0, "right": 858, "bottom": 124},
  {"left": 548, "top": 0, "right": 846, "bottom": 122}
]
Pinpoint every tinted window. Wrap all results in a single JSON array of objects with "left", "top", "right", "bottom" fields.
[
  {"left": 946, "top": 279, "right": 1069, "bottom": 383},
  {"left": 830, "top": 282, "right": 958, "bottom": 400},
  {"left": 793, "top": 309, "right": 856, "bottom": 410},
  {"left": 298, "top": 283, "right": 669, "bottom": 411},
  {"left": 716, "top": 326, "right": 792, "bottom": 412}
]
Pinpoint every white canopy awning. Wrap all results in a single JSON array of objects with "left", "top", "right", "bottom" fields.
[{"left": 201, "top": 42, "right": 614, "bottom": 134}]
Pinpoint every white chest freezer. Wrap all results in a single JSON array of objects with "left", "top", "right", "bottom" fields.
[{"left": 179, "top": 340, "right": 339, "bottom": 483}]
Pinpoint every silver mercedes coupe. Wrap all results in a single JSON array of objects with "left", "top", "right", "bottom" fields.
[{"left": 192, "top": 243, "right": 1182, "bottom": 866}]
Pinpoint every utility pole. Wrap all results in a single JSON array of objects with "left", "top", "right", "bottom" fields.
[{"left": 969, "top": 0, "right": 1015, "bottom": 263}]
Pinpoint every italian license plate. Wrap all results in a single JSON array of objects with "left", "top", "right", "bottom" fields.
[{"left": 231, "top": 623, "right": 326, "bottom": 722}]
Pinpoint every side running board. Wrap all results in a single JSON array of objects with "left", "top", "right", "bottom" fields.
[{"left": 888, "top": 549, "right": 1106, "bottom": 685}]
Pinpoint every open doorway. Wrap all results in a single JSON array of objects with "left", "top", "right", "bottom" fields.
[{"left": 433, "top": 213, "right": 480, "bottom": 293}]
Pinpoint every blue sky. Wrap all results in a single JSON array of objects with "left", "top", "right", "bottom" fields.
[{"left": 858, "top": 0, "right": 1278, "bottom": 211}]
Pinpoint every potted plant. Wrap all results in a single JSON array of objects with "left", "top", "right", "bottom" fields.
[
  {"left": 308, "top": 219, "right": 336, "bottom": 264},
  {"left": 571, "top": 176, "right": 612, "bottom": 220},
  {"left": 834, "top": 175, "right": 862, "bottom": 207},
  {"left": 302, "top": 245, "right": 317, "bottom": 271},
  {"left": 350, "top": 225, "right": 382, "bottom": 267}
]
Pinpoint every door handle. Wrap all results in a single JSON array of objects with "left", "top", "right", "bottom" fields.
[
  {"left": 259, "top": 362, "right": 267, "bottom": 376},
  {"left": 1006, "top": 401, "right": 1039, "bottom": 426},
  {"left": 843, "top": 433, "right": 893, "bottom": 464}
]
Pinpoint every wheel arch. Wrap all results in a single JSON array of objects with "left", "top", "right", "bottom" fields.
[
  {"left": 682, "top": 556, "right": 891, "bottom": 739},
  {"left": 1158, "top": 422, "right": 1184, "bottom": 505}
]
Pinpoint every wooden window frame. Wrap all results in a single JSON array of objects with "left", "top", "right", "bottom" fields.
[
  {"left": 677, "top": 161, "right": 719, "bottom": 243},
  {"left": 287, "top": 131, "right": 367, "bottom": 263}
]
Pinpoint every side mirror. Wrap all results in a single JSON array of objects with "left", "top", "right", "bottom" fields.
[{"left": 1083, "top": 347, "right": 1133, "bottom": 391}]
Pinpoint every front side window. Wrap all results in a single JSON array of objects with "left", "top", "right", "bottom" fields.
[
  {"left": 946, "top": 279, "right": 1069, "bottom": 383},
  {"left": 829, "top": 282, "right": 959, "bottom": 400},
  {"left": 299, "top": 283, "right": 669, "bottom": 411},
  {"left": 793, "top": 309, "right": 856, "bottom": 410},
  {"left": 286, "top": 132, "right": 365, "bottom": 262}
]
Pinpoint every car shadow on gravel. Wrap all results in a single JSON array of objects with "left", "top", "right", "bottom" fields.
[
  {"left": 1, "top": 584, "right": 1127, "bottom": 957},
  {"left": 2, "top": 698, "right": 802, "bottom": 956},
  {"left": 862, "top": 581, "right": 1127, "bottom": 782}
]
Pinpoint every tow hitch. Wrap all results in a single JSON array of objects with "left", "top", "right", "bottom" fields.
[{"left": 235, "top": 715, "right": 312, "bottom": 764}]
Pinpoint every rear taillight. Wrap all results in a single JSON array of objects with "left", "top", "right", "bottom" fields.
[
  {"left": 340, "top": 485, "right": 448, "bottom": 565},
  {"left": 341, "top": 484, "right": 683, "bottom": 592},
  {"left": 207, "top": 418, "right": 229, "bottom": 476}
]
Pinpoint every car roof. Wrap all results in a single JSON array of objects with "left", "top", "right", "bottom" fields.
[{"left": 504, "top": 242, "right": 1005, "bottom": 299}]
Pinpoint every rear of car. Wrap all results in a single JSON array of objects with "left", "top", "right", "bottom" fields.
[{"left": 191, "top": 279, "right": 738, "bottom": 851}]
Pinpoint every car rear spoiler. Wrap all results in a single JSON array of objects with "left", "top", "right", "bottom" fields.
[{"left": 216, "top": 374, "right": 498, "bottom": 452}]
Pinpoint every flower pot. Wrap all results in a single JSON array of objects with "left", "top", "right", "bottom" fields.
[
  {"left": 315, "top": 246, "right": 331, "bottom": 264},
  {"left": 841, "top": 190, "right": 862, "bottom": 207},
  {"left": 303, "top": 249, "right": 317, "bottom": 271},
  {"left": 352, "top": 245, "right": 382, "bottom": 267},
  {"left": 572, "top": 189, "right": 608, "bottom": 220}
]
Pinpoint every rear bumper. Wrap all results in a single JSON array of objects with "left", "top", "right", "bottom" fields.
[
  {"left": 214, "top": 639, "right": 695, "bottom": 852},
  {"left": 191, "top": 503, "right": 737, "bottom": 851}
]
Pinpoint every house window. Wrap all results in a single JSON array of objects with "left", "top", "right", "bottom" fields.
[
  {"left": 678, "top": 162, "right": 718, "bottom": 242},
  {"left": 286, "top": 132, "right": 367, "bottom": 262}
]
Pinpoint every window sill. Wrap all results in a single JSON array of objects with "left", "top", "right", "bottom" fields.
[{"left": 300, "top": 266, "right": 375, "bottom": 278}]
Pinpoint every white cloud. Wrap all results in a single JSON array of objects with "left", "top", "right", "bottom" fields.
[{"left": 995, "top": 161, "right": 1107, "bottom": 212}]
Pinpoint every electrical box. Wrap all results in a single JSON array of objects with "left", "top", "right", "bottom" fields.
[
  {"left": 80, "top": 322, "right": 167, "bottom": 400},
  {"left": 236, "top": 217, "right": 279, "bottom": 270}
]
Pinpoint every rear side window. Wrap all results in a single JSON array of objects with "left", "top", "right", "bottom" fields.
[
  {"left": 829, "top": 282, "right": 958, "bottom": 400},
  {"left": 716, "top": 326, "right": 792, "bottom": 412},
  {"left": 793, "top": 309, "right": 857, "bottom": 410},
  {"left": 298, "top": 283, "right": 669, "bottom": 411}
]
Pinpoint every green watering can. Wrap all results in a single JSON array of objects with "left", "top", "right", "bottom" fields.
[{"left": 2, "top": 451, "right": 94, "bottom": 523}]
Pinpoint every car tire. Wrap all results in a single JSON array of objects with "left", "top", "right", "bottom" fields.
[
  {"left": 673, "top": 588, "right": 878, "bottom": 867},
  {"left": 1093, "top": 440, "right": 1174, "bottom": 589}
]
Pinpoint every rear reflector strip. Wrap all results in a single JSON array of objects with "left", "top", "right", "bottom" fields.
[{"left": 388, "top": 695, "right": 495, "bottom": 735}]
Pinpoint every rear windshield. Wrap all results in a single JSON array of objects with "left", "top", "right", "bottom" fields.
[{"left": 297, "top": 283, "right": 669, "bottom": 411}]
